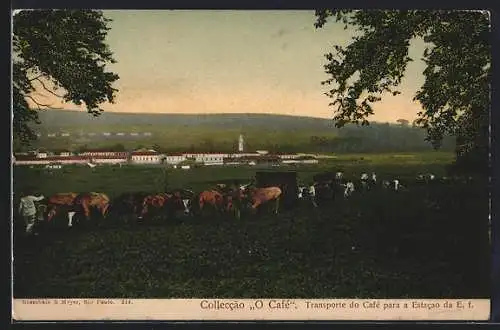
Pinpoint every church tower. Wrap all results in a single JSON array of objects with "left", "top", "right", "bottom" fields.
[{"left": 238, "top": 134, "right": 244, "bottom": 152}]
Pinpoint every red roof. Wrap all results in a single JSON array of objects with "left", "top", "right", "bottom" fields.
[
  {"left": 90, "top": 155, "right": 128, "bottom": 159},
  {"left": 186, "top": 152, "right": 230, "bottom": 155}
]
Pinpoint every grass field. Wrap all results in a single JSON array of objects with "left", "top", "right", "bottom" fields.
[{"left": 12, "top": 151, "right": 490, "bottom": 299}]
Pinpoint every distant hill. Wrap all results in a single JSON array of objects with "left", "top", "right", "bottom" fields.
[
  {"left": 34, "top": 109, "right": 337, "bottom": 131},
  {"left": 21, "top": 109, "right": 455, "bottom": 154}
]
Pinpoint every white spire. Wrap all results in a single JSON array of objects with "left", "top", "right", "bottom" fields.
[{"left": 238, "top": 134, "right": 244, "bottom": 152}]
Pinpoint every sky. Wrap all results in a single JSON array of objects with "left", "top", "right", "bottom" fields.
[{"left": 24, "top": 10, "right": 429, "bottom": 123}]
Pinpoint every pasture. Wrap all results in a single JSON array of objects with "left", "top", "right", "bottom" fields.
[{"left": 12, "top": 152, "right": 490, "bottom": 299}]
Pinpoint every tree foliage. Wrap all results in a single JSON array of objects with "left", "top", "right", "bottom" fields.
[
  {"left": 12, "top": 9, "right": 119, "bottom": 144},
  {"left": 314, "top": 10, "right": 490, "bottom": 170}
]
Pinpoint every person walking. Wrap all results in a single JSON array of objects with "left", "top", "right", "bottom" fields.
[
  {"left": 308, "top": 182, "right": 318, "bottom": 208},
  {"left": 228, "top": 180, "right": 243, "bottom": 220},
  {"left": 18, "top": 190, "right": 45, "bottom": 235}
]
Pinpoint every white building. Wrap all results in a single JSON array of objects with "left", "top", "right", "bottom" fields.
[
  {"left": 231, "top": 152, "right": 259, "bottom": 158},
  {"left": 93, "top": 156, "right": 128, "bottom": 165},
  {"left": 15, "top": 156, "right": 90, "bottom": 166},
  {"left": 282, "top": 156, "right": 319, "bottom": 164},
  {"left": 80, "top": 151, "right": 128, "bottom": 158},
  {"left": 276, "top": 153, "right": 299, "bottom": 160},
  {"left": 61, "top": 133, "right": 70, "bottom": 137},
  {"left": 59, "top": 151, "right": 71, "bottom": 157},
  {"left": 130, "top": 151, "right": 162, "bottom": 164},
  {"left": 203, "top": 155, "right": 224, "bottom": 166},
  {"left": 164, "top": 154, "right": 187, "bottom": 165},
  {"left": 194, "top": 153, "right": 227, "bottom": 166},
  {"left": 36, "top": 152, "right": 48, "bottom": 159}
]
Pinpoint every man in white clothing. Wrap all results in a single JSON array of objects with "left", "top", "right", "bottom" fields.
[{"left": 18, "top": 190, "right": 45, "bottom": 235}]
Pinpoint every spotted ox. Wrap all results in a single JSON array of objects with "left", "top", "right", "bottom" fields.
[
  {"left": 343, "top": 182, "right": 355, "bottom": 198},
  {"left": 297, "top": 185, "right": 307, "bottom": 199},
  {"left": 169, "top": 189, "right": 196, "bottom": 216},
  {"left": 242, "top": 186, "right": 282, "bottom": 215},
  {"left": 167, "top": 190, "right": 194, "bottom": 217},
  {"left": 335, "top": 171, "right": 344, "bottom": 183},
  {"left": 45, "top": 192, "right": 79, "bottom": 227},
  {"left": 393, "top": 179, "right": 401, "bottom": 191},
  {"left": 308, "top": 184, "right": 319, "bottom": 208},
  {"left": 417, "top": 173, "right": 436, "bottom": 184},
  {"left": 360, "top": 173, "right": 370, "bottom": 190},
  {"left": 139, "top": 190, "right": 192, "bottom": 221}
]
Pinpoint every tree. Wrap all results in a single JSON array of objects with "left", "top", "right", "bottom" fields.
[
  {"left": 77, "top": 144, "right": 89, "bottom": 153},
  {"left": 12, "top": 9, "right": 119, "bottom": 145},
  {"left": 396, "top": 119, "right": 409, "bottom": 126},
  {"left": 152, "top": 143, "right": 164, "bottom": 153},
  {"left": 314, "top": 10, "right": 490, "bottom": 172},
  {"left": 110, "top": 143, "right": 126, "bottom": 152}
]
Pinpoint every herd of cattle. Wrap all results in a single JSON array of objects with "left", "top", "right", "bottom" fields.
[{"left": 21, "top": 171, "right": 453, "bottom": 230}]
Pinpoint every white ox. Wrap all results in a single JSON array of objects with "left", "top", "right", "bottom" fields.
[
  {"left": 382, "top": 179, "right": 402, "bottom": 191},
  {"left": 417, "top": 173, "right": 436, "bottom": 183},
  {"left": 297, "top": 185, "right": 307, "bottom": 199},
  {"left": 335, "top": 172, "right": 344, "bottom": 182},
  {"left": 343, "top": 181, "right": 355, "bottom": 198},
  {"left": 360, "top": 173, "right": 369, "bottom": 190}
]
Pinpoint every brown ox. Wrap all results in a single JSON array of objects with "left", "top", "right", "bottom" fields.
[
  {"left": 198, "top": 190, "right": 225, "bottom": 215},
  {"left": 139, "top": 193, "right": 170, "bottom": 220},
  {"left": 139, "top": 192, "right": 186, "bottom": 220},
  {"left": 46, "top": 192, "right": 79, "bottom": 223},
  {"left": 243, "top": 186, "right": 282, "bottom": 214},
  {"left": 73, "top": 192, "right": 111, "bottom": 222}
]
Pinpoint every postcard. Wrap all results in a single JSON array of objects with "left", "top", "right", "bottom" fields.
[{"left": 11, "top": 9, "right": 491, "bottom": 322}]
